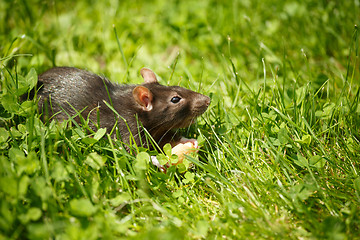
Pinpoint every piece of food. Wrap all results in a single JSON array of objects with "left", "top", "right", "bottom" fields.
[
  {"left": 171, "top": 142, "right": 198, "bottom": 165},
  {"left": 150, "top": 141, "right": 199, "bottom": 172}
]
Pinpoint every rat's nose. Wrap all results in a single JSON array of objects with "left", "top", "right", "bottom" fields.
[
  {"left": 193, "top": 94, "right": 211, "bottom": 115},
  {"left": 204, "top": 95, "right": 211, "bottom": 106},
  {"left": 198, "top": 94, "right": 210, "bottom": 107}
]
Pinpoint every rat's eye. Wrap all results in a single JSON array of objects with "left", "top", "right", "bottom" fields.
[{"left": 171, "top": 96, "right": 181, "bottom": 103}]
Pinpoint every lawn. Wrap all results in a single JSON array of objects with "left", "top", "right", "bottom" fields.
[{"left": 1, "top": 0, "right": 360, "bottom": 239}]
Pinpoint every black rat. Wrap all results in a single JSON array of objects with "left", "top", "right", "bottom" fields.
[{"left": 36, "top": 67, "right": 210, "bottom": 149}]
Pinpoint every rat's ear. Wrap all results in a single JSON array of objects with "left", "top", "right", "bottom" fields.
[
  {"left": 133, "top": 86, "right": 153, "bottom": 111},
  {"left": 140, "top": 68, "right": 158, "bottom": 84}
]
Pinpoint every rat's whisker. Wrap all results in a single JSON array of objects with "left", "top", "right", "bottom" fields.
[{"left": 157, "top": 122, "right": 180, "bottom": 145}]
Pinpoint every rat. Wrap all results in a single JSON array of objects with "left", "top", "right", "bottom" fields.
[{"left": 35, "top": 67, "right": 210, "bottom": 150}]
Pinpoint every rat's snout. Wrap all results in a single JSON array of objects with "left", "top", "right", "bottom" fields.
[
  {"left": 192, "top": 94, "right": 211, "bottom": 115},
  {"left": 199, "top": 94, "right": 211, "bottom": 107},
  {"left": 204, "top": 95, "right": 211, "bottom": 107}
]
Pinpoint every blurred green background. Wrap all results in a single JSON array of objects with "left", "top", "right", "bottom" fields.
[
  {"left": 1, "top": 0, "right": 360, "bottom": 239},
  {"left": 2, "top": 0, "right": 358, "bottom": 86}
]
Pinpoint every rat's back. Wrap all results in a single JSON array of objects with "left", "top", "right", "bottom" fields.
[{"left": 37, "top": 67, "right": 115, "bottom": 121}]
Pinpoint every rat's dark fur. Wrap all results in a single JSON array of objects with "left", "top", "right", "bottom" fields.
[{"left": 36, "top": 67, "right": 210, "bottom": 148}]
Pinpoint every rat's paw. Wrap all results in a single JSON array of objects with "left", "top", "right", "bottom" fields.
[{"left": 150, "top": 156, "right": 166, "bottom": 172}]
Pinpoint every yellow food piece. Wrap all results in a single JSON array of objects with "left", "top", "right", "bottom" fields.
[{"left": 171, "top": 142, "right": 197, "bottom": 165}]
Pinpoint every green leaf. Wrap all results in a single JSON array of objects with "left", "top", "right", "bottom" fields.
[
  {"left": 73, "top": 128, "right": 86, "bottom": 139},
  {"left": 295, "top": 86, "right": 306, "bottom": 104},
  {"left": 296, "top": 134, "right": 311, "bottom": 146},
  {"left": 177, "top": 163, "right": 187, "bottom": 173},
  {"left": 9, "top": 146, "right": 26, "bottom": 161},
  {"left": 69, "top": 198, "right": 97, "bottom": 217},
  {"left": 302, "top": 135, "right": 311, "bottom": 145},
  {"left": 85, "top": 152, "right": 107, "bottom": 170},
  {"left": 110, "top": 192, "right": 132, "bottom": 206},
  {"left": 26, "top": 68, "right": 38, "bottom": 90},
  {"left": 0, "top": 142, "right": 8, "bottom": 150},
  {"left": 316, "top": 103, "right": 336, "bottom": 119},
  {"left": 1, "top": 94, "right": 19, "bottom": 113},
  {"left": 0, "top": 128, "right": 9, "bottom": 143},
  {"left": 177, "top": 196, "right": 185, "bottom": 203},
  {"left": 163, "top": 143, "right": 172, "bottom": 157},
  {"left": 18, "top": 124, "right": 27, "bottom": 134},
  {"left": 0, "top": 177, "right": 17, "bottom": 197},
  {"left": 18, "top": 100, "right": 34, "bottom": 116},
  {"left": 27, "top": 223, "right": 52, "bottom": 239},
  {"left": 13, "top": 75, "right": 28, "bottom": 96},
  {"left": 346, "top": 138, "right": 355, "bottom": 153},
  {"left": 18, "top": 175, "right": 30, "bottom": 198},
  {"left": 170, "top": 154, "right": 179, "bottom": 164},
  {"left": 290, "top": 183, "right": 314, "bottom": 201},
  {"left": 18, "top": 214, "right": 29, "bottom": 224},
  {"left": 134, "top": 152, "right": 149, "bottom": 171},
  {"left": 194, "top": 220, "right": 210, "bottom": 238},
  {"left": 262, "top": 110, "right": 277, "bottom": 122},
  {"left": 20, "top": 151, "right": 40, "bottom": 175},
  {"left": 309, "top": 155, "right": 325, "bottom": 168},
  {"left": 8, "top": 68, "right": 38, "bottom": 97},
  {"left": 32, "top": 177, "right": 52, "bottom": 201},
  {"left": 294, "top": 154, "right": 307, "bottom": 168},
  {"left": 51, "top": 161, "right": 70, "bottom": 182},
  {"left": 82, "top": 137, "right": 98, "bottom": 145},
  {"left": 172, "top": 190, "right": 183, "bottom": 198},
  {"left": 93, "top": 128, "right": 106, "bottom": 141},
  {"left": 10, "top": 126, "right": 23, "bottom": 138},
  {"left": 278, "top": 128, "right": 288, "bottom": 145},
  {"left": 156, "top": 154, "right": 168, "bottom": 165},
  {"left": 1, "top": 201, "right": 14, "bottom": 229},
  {"left": 19, "top": 208, "right": 42, "bottom": 224},
  {"left": 270, "top": 137, "right": 281, "bottom": 146},
  {"left": 28, "top": 208, "right": 42, "bottom": 221},
  {"left": 10, "top": 149, "right": 40, "bottom": 175},
  {"left": 182, "top": 172, "right": 195, "bottom": 184},
  {"left": 197, "top": 134, "right": 205, "bottom": 146}
]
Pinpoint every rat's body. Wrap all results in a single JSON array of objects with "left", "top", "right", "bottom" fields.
[{"left": 36, "top": 67, "right": 210, "bottom": 148}]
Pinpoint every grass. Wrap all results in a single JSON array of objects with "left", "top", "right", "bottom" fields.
[{"left": 1, "top": 0, "right": 360, "bottom": 239}]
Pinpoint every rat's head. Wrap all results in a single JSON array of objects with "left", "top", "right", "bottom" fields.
[{"left": 132, "top": 68, "right": 210, "bottom": 132}]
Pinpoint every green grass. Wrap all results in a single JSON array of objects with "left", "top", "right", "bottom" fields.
[{"left": 1, "top": 0, "right": 360, "bottom": 239}]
